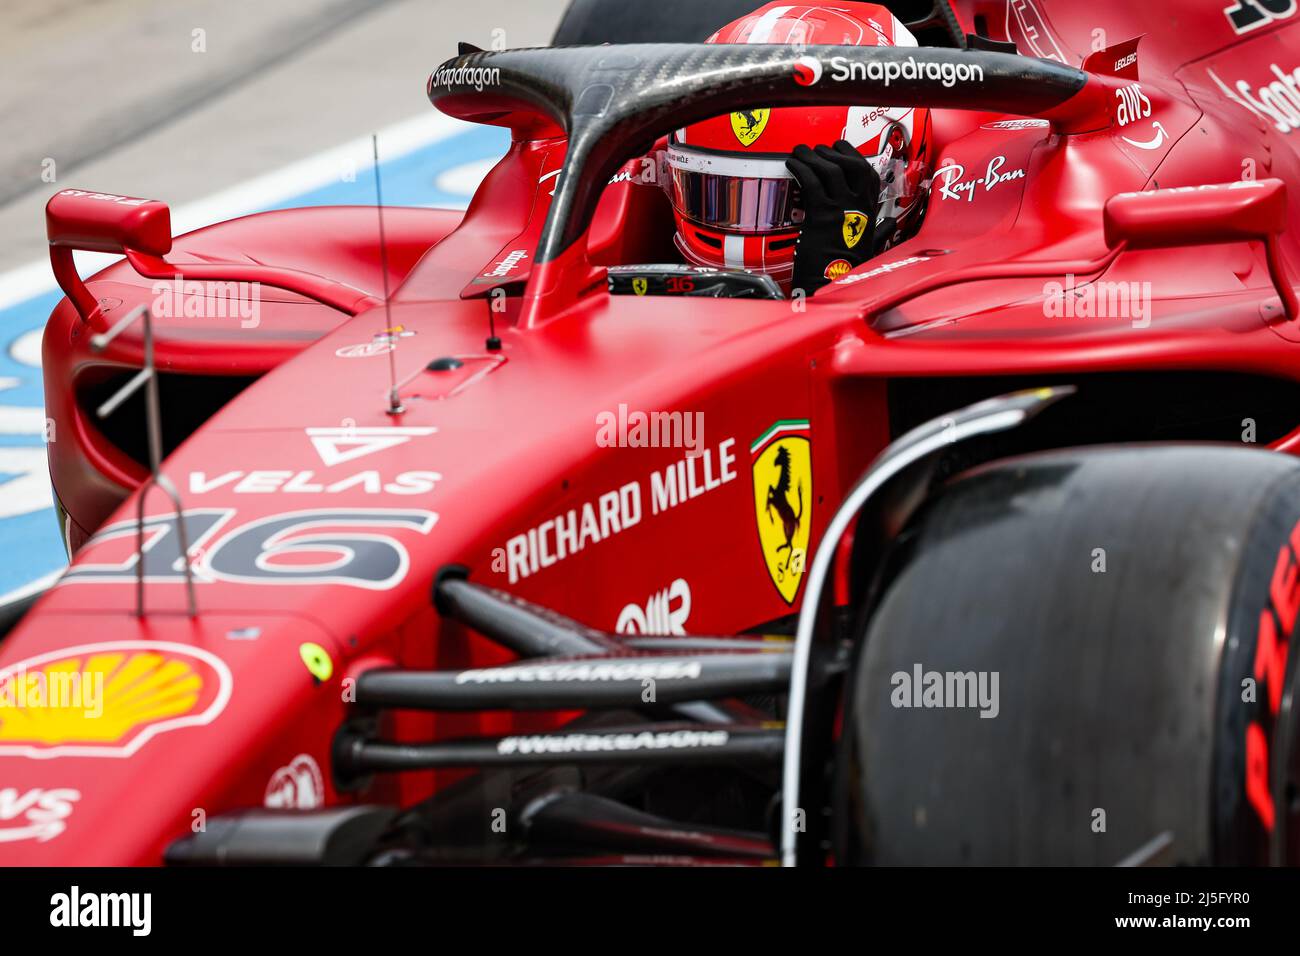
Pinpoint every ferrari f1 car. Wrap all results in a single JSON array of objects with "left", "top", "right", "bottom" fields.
[{"left": 5, "top": 0, "right": 1300, "bottom": 866}]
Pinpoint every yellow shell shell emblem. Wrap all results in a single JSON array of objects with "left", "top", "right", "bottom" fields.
[
  {"left": 823, "top": 258, "right": 852, "bottom": 281},
  {"left": 731, "top": 108, "right": 770, "bottom": 147},
  {"left": 751, "top": 420, "right": 813, "bottom": 604},
  {"left": 842, "top": 210, "right": 868, "bottom": 249},
  {"left": 0, "top": 641, "right": 231, "bottom": 758}
]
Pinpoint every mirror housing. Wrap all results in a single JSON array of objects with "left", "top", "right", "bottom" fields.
[
  {"left": 46, "top": 189, "right": 173, "bottom": 328},
  {"left": 46, "top": 189, "right": 173, "bottom": 256},
  {"left": 1104, "top": 179, "right": 1287, "bottom": 249},
  {"left": 1103, "top": 179, "right": 1296, "bottom": 319}
]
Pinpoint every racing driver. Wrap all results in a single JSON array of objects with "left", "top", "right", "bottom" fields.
[{"left": 665, "top": 1, "right": 934, "bottom": 296}]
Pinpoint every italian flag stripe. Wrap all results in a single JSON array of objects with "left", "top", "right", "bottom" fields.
[{"left": 750, "top": 419, "right": 810, "bottom": 455}]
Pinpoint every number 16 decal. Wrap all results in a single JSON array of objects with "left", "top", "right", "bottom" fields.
[
  {"left": 62, "top": 508, "right": 438, "bottom": 590},
  {"left": 1225, "top": 0, "right": 1297, "bottom": 35}
]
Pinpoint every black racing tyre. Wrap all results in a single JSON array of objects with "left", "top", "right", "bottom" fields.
[
  {"left": 837, "top": 444, "right": 1300, "bottom": 865},
  {"left": 0, "top": 589, "right": 39, "bottom": 642},
  {"left": 551, "top": 0, "right": 763, "bottom": 45}
]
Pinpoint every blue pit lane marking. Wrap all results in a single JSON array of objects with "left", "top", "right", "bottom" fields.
[{"left": 0, "top": 125, "right": 509, "bottom": 600}]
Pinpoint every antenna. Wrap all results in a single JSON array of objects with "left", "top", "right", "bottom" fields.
[
  {"left": 486, "top": 301, "right": 501, "bottom": 352},
  {"left": 91, "top": 305, "right": 197, "bottom": 617},
  {"left": 372, "top": 133, "right": 403, "bottom": 415}
]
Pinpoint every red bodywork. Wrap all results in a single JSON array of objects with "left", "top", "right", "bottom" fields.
[{"left": 8, "top": 0, "right": 1300, "bottom": 863}]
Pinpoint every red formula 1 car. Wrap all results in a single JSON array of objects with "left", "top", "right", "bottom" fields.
[{"left": 6, "top": 0, "right": 1300, "bottom": 866}]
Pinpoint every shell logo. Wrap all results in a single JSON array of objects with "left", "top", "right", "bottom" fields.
[
  {"left": 0, "top": 642, "right": 232, "bottom": 759},
  {"left": 823, "top": 258, "right": 853, "bottom": 280}
]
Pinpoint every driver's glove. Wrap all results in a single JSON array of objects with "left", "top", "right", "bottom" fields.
[{"left": 786, "top": 140, "right": 882, "bottom": 297}]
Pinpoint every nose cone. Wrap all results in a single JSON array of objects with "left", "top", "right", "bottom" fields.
[{"left": 0, "top": 610, "right": 342, "bottom": 864}]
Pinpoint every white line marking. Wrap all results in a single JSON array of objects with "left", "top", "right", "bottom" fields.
[
  {"left": 724, "top": 235, "right": 745, "bottom": 269},
  {"left": 0, "top": 110, "right": 475, "bottom": 313},
  {"left": 0, "top": 447, "right": 55, "bottom": 518},
  {"left": 0, "top": 569, "right": 62, "bottom": 608}
]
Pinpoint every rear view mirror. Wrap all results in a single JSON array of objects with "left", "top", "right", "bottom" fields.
[
  {"left": 1104, "top": 179, "right": 1287, "bottom": 249},
  {"left": 45, "top": 189, "right": 173, "bottom": 328},
  {"left": 46, "top": 189, "right": 173, "bottom": 256},
  {"left": 1103, "top": 179, "right": 1295, "bottom": 319}
]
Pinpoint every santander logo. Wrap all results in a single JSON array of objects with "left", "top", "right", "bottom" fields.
[{"left": 793, "top": 56, "right": 822, "bottom": 86}]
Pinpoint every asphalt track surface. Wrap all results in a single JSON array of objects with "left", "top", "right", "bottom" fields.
[{"left": 0, "top": 0, "right": 569, "bottom": 601}]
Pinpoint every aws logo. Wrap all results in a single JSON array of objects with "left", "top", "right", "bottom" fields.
[
  {"left": 751, "top": 421, "right": 812, "bottom": 604},
  {"left": 731, "top": 109, "right": 770, "bottom": 146}
]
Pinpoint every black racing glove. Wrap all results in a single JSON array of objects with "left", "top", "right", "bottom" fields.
[{"left": 786, "top": 140, "right": 882, "bottom": 296}]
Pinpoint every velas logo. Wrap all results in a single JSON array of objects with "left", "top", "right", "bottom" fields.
[
  {"left": 0, "top": 642, "right": 232, "bottom": 759},
  {"left": 306, "top": 425, "right": 437, "bottom": 467},
  {"left": 751, "top": 420, "right": 812, "bottom": 604},
  {"left": 793, "top": 56, "right": 822, "bottom": 86}
]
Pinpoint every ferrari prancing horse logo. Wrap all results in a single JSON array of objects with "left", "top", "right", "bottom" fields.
[
  {"left": 731, "top": 109, "right": 771, "bottom": 147},
  {"left": 843, "top": 210, "right": 868, "bottom": 248},
  {"left": 751, "top": 420, "right": 812, "bottom": 604},
  {"left": 632, "top": 277, "right": 648, "bottom": 296}
]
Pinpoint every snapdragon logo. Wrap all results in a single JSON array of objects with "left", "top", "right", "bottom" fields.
[
  {"left": 430, "top": 64, "right": 501, "bottom": 92},
  {"left": 1044, "top": 274, "right": 1153, "bottom": 328},
  {"left": 833, "top": 255, "right": 932, "bottom": 286},
  {"left": 793, "top": 55, "right": 823, "bottom": 86},
  {"left": 891, "top": 664, "right": 1000, "bottom": 718},
  {"left": 829, "top": 56, "right": 985, "bottom": 88},
  {"left": 1209, "top": 62, "right": 1300, "bottom": 135},
  {"left": 50, "top": 886, "right": 151, "bottom": 937},
  {"left": 484, "top": 249, "right": 527, "bottom": 278}
]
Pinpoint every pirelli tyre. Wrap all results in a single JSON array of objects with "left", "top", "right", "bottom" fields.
[{"left": 836, "top": 444, "right": 1300, "bottom": 865}]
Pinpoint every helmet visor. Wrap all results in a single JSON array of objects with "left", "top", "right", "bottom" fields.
[{"left": 665, "top": 147, "right": 799, "bottom": 232}]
